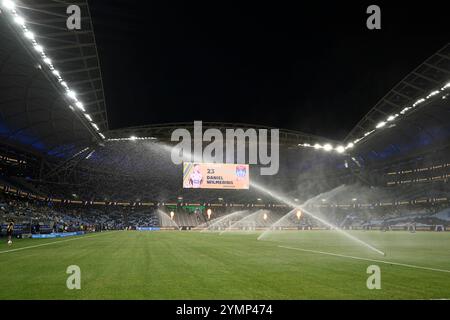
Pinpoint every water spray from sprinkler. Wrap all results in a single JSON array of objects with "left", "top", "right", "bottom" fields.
[{"left": 251, "top": 182, "right": 385, "bottom": 256}]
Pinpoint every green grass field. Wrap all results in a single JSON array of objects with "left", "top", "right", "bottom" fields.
[{"left": 0, "top": 230, "right": 449, "bottom": 299}]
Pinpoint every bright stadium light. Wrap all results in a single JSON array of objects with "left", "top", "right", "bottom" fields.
[
  {"left": 24, "top": 31, "right": 35, "bottom": 40},
  {"left": 92, "top": 123, "right": 100, "bottom": 131},
  {"left": 376, "top": 121, "right": 386, "bottom": 128},
  {"left": 99, "top": 133, "right": 105, "bottom": 139},
  {"left": 427, "top": 90, "right": 439, "bottom": 98},
  {"left": 13, "top": 15, "right": 25, "bottom": 26},
  {"left": 43, "top": 57, "right": 52, "bottom": 65},
  {"left": 75, "top": 101, "right": 85, "bottom": 111},
  {"left": 387, "top": 114, "right": 397, "bottom": 122},
  {"left": 130, "top": 136, "right": 137, "bottom": 141},
  {"left": 413, "top": 98, "right": 425, "bottom": 107},
  {"left": 66, "top": 90, "right": 76, "bottom": 99},
  {"left": 345, "top": 142, "right": 354, "bottom": 149},
  {"left": 84, "top": 114, "right": 92, "bottom": 121},
  {"left": 2, "top": 0, "right": 15, "bottom": 10},
  {"left": 323, "top": 144, "right": 333, "bottom": 151},
  {"left": 314, "top": 143, "right": 322, "bottom": 149},
  {"left": 52, "top": 69, "right": 60, "bottom": 77},
  {"left": 34, "top": 44, "right": 44, "bottom": 53},
  {"left": 335, "top": 145, "right": 345, "bottom": 153}
]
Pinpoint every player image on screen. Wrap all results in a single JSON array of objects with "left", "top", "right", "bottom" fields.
[
  {"left": 183, "top": 163, "right": 250, "bottom": 189},
  {"left": 188, "top": 164, "right": 203, "bottom": 188}
]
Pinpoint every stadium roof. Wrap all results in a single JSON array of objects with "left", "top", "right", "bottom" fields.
[
  {"left": 345, "top": 43, "right": 450, "bottom": 146},
  {"left": 1, "top": 0, "right": 449, "bottom": 169},
  {"left": 340, "top": 43, "right": 450, "bottom": 166},
  {"left": 0, "top": 0, "right": 106, "bottom": 158},
  {"left": 105, "top": 122, "right": 338, "bottom": 147}
]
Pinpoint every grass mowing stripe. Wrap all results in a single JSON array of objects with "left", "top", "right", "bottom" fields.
[
  {"left": 278, "top": 245, "right": 450, "bottom": 274},
  {"left": 0, "top": 231, "right": 118, "bottom": 255}
]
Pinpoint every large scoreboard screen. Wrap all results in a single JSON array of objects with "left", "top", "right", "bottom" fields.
[{"left": 183, "top": 162, "right": 249, "bottom": 189}]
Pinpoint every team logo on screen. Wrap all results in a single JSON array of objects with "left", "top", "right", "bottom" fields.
[{"left": 236, "top": 165, "right": 247, "bottom": 179}]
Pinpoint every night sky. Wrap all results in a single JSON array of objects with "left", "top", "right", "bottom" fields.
[{"left": 89, "top": 1, "right": 449, "bottom": 140}]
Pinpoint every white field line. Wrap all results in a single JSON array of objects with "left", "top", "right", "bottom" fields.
[
  {"left": 278, "top": 245, "right": 450, "bottom": 274},
  {"left": 0, "top": 231, "right": 119, "bottom": 255}
]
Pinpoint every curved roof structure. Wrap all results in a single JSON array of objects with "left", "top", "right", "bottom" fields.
[
  {"left": 349, "top": 98, "right": 450, "bottom": 167},
  {"left": 345, "top": 43, "right": 450, "bottom": 146},
  {"left": 105, "top": 122, "right": 338, "bottom": 147},
  {"left": 0, "top": 0, "right": 106, "bottom": 158}
]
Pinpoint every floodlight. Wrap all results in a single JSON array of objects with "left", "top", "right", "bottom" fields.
[
  {"left": 34, "top": 44, "right": 44, "bottom": 53},
  {"left": 13, "top": 15, "right": 25, "bottom": 26},
  {"left": 2, "top": 0, "right": 15, "bottom": 10},
  {"left": 376, "top": 121, "right": 386, "bottom": 128},
  {"left": 66, "top": 90, "right": 76, "bottom": 99},
  {"left": 24, "top": 31, "right": 35, "bottom": 40},
  {"left": 75, "top": 101, "right": 85, "bottom": 111},
  {"left": 335, "top": 145, "right": 345, "bottom": 153}
]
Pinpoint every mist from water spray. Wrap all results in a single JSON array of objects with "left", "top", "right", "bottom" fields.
[
  {"left": 201, "top": 210, "right": 249, "bottom": 232},
  {"left": 251, "top": 182, "right": 385, "bottom": 256},
  {"left": 220, "top": 209, "right": 270, "bottom": 234},
  {"left": 158, "top": 209, "right": 180, "bottom": 228},
  {"left": 258, "top": 208, "right": 299, "bottom": 236}
]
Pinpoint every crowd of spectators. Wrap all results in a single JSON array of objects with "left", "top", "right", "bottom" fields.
[{"left": 0, "top": 194, "right": 161, "bottom": 236}]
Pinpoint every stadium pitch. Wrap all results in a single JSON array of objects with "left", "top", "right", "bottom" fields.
[{"left": 0, "top": 230, "right": 449, "bottom": 300}]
